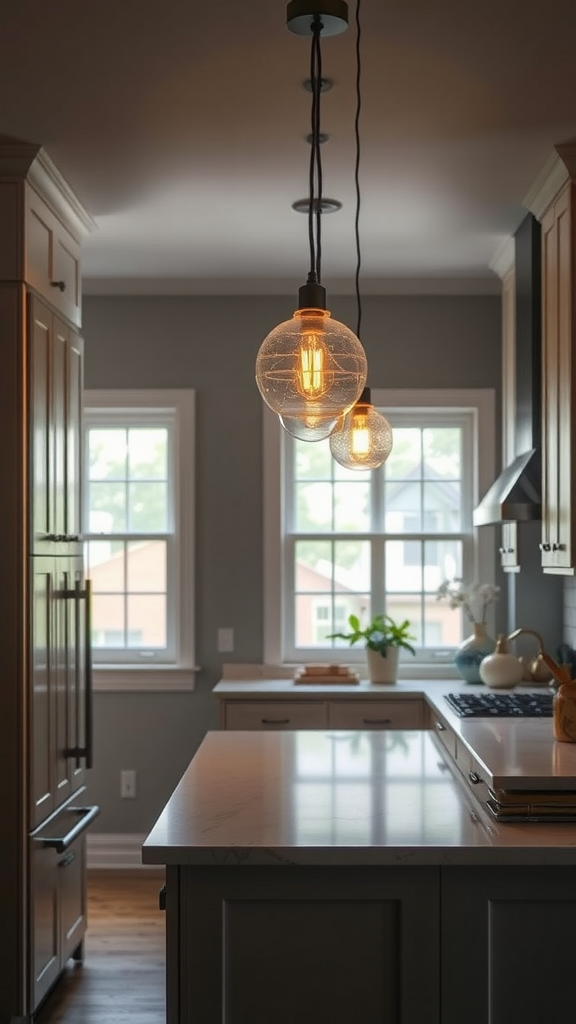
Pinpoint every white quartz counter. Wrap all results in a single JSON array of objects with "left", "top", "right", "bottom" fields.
[
  {"left": 213, "top": 677, "right": 576, "bottom": 791},
  {"left": 142, "top": 728, "right": 576, "bottom": 867}
]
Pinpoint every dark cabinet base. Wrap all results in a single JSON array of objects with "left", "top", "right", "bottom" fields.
[
  {"left": 169, "top": 865, "right": 440, "bottom": 1024},
  {"left": 166, "top": 862, "right": 576, "bottom": 1024}
]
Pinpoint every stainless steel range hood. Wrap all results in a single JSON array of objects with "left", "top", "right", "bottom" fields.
[
  {"left": 473, "top": 214, "right": 542, "bottom": 526},
  {"left": 473, "top": 448, "right": 541, "bottom": 525}
]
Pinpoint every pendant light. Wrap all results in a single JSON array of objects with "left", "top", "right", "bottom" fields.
[
  {"left": 255, "top": 0, "right": 367, "bottom": 442},
  {"left": 329, "top": 0, "right": 393, "bottom": 470}
]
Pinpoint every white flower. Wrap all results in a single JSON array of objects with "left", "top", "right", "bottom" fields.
[{"left": 436, "top": 577, "right": 499, "bottom": 624}]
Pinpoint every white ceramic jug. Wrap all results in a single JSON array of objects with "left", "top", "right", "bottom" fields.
[{"left": 479, "top": 634, "right": 524, "bottom": 689}]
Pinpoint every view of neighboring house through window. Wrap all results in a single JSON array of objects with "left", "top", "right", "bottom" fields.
[
  {"left": 264, "top": 389, "right": 496, "bottom": 671},
  {"left": 83, "top": 390, "right": 195, "bottom": 689}
]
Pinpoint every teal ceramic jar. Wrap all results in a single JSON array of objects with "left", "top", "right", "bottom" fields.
[{"left": 453, "top": 622, "right": 496, "bottom": 683}]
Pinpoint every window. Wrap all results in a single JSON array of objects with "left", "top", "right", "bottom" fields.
[
  {"left": 83, "top": 390, "right": 195, "bottom": 691},
  {"left": 263, "top": 389, "right": 496, "bottom": 676}
]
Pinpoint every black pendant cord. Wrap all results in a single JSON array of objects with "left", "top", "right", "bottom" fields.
[
  {"left": 354, "top": 0, "right": 362, "bottom": 340},
  {"left": 307, "top": 16, "right": 324, "bottom": 288}
]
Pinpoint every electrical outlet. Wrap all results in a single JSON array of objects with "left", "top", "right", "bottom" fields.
[
  {"left": 120, "top": 769, "right": 137, "bottom": 799},
  {"left": 217, "top": 627, "right": 234, "bottom": 653}
]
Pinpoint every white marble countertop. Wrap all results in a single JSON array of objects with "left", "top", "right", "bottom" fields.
[
  {"left": 142, "top": 728, "right": 576, "bottom": 867},
  {"left": 213, "top": 677, "right": 576, "bottom": 791}
]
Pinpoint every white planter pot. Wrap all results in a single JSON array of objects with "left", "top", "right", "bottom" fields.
[{"left": 366, "top": 646, "right": 399, "bottom": 684}]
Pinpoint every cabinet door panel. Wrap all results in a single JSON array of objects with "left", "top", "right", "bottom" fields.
[
  {"left": 31, "top": 562, "right": 56, "bottom": 827},
  {"left": 26, "top": 186, "right": 82, "bottom": 326},
  {"left": 59, "top": 835, "right": 86, "bottom": 963},
  {"left": 30, "top": 840, "right": 60, "bottom": 1011},
  {"left": 30, "top": 301, "right": 52, "bottom": 548},
  {"left": 52, "top": 320, "right": 67, "bottom": 540},
  {"left": 555, "top": 188, "right": 573, "bottom": 568},
  {"left": 328, "top": 699, "right": 423, "bottom": 729},
  {"left": 442, "top": 866, "right": 576, "bottom": 1024},
  {"left": 224, "top": 701, "right": 327, "bottom": 730},
  {"left": 178, "top": 866, "right": 440, "bottom": 1024},
  {"left": 66, "top": 332, "right": 83, "bottom": 540}
]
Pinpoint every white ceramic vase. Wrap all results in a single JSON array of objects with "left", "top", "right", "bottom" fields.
[{"left": 366, "top": 646, "right": 399, "bottom": 684}]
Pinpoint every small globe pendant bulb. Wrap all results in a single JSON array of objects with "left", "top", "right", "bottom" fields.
[
  {"left": 255, "top": 284, "right": 367, "bottom": 429},
  {"left": 329, "top": 388, "right": 393, "bottom": 470}
]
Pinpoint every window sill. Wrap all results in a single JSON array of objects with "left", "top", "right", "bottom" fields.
[{"left": 93, "top": 667, "right": 199, "bottom": 692}]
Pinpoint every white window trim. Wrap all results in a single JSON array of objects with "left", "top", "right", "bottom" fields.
[
  {"left": 84, "top": 389, "right": 196, "bottom": 692},
  {"left": 263, "top": 388, "right": 497, "bottom": 678}
]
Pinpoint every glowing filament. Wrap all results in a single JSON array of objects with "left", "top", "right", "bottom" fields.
[
  {"left": 298, "top": 332, "right": 328, "bottom": 397},
  {"left": 351, "top": 409, "right": 370, "bottom": 456}
]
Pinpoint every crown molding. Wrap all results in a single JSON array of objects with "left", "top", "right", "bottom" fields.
[
  {"left": 489, "top": 236, "right": 515, "bottom": 280},
  {"left": 0, "top": 138, "right": 96, "bottom": 240},
  {"left": 523, "top": 148, "right": 570, "bottom": 221}
]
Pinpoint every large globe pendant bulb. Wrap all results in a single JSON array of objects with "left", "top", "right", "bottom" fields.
[
  {"left": 329, "top": 390, "right": 393, "bottom": 470},
  {"left": 279, "top": 412, "right": 339, "bottom": 442},
  {"left": 255, "top": 305, "right": 367, "bottom": 424}
]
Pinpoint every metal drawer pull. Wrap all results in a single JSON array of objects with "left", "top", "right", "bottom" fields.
[
  {"left": 468, "top": 771, "right": 483, "bottom": 785},
  {"left": 539, "top": 542, "right": 551, "bottom": 552},
  {"left": 362, "top": 718, "right": 392, "bottom": 725},
  {"left": 58, "top": 851, "right": 76, "bottom": 868},
  {"left": 36, "top": 804, "right": 100, "bottom": 853},
  {"left": 50, "top": 279, "right": 66, "bottom": 292},
  {"left": 435, "top": 720, "right": 446, "bottom": 732},
  {"left": 261, "top": 718, "right": 290, "bottom": 725},
  {"left": 552, "top": 542, "right": 565, "bottom": 551}
]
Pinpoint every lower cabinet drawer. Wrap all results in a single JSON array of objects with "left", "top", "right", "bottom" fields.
[
  {"left": 224, "top": 701, "right": 328, "bottom": 730},
  {"left": 328, "top": 700, "right": 424, "bottom": 730}
]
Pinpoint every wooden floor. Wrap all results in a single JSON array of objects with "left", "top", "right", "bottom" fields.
[{"left": 35, "top": 871, "right": 166, "bottom": 1024}]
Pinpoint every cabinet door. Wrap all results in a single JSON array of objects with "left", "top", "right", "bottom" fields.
[
  {"left": 59, "top": 833, "right": 87, "bottom": 964},
  {"left": 442, "top": 866, "right": 576, "bottom": 1024},
  {"left": 25, "top": 185, "right": 82, "bottom": 326},
  {"left": 65, "top": 330, "right": 83, "bottom": 542},
  {"left": 30, "top": 829, "right": 87, "bottom": 1013},
  {"left": 177, "top": 865, "right": 440, "bottom": 1024},
  {"left": 223, "top": 700, "right": 327, "bottom": 730},
  {"left": 328, "top": 699, "right": 424, "bottom": 729},
  {"left": 31, "top": 560, "right": 57, "bottom": 827},
  {"left": 30, "top": 840, "right": 60, "bottom": 1010},
  {"left": 30, "top": 299, "right": 52, "bottom": 549},
  {"left": 541, "top": 186, "right": 575, "bottom": 572},
  {"left": 30, "top": 557, "right": 84, "bottom": 829},
  {"left": 29, "top": 296, "right": 84, "bottom": 552}
]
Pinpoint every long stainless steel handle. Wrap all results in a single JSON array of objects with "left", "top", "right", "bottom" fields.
[
  {"left": 261, "top": 718, "right": 290, "bottom": 725},
  {"left": 65, "top": 579, "right": 93, "bottom": 768},
  {"left": 362, "top": 718, "right": 392, "bottom": 725},
  {"left": 84, "top": 579, "right": 94, "bottom": 768},
  {"left": 37, "top": 804, "right": 100, "bottom": 853}
]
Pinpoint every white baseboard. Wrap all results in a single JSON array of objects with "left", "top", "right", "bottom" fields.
[{"left": 87, "top": 832, "right": 153, "bottom": 870}]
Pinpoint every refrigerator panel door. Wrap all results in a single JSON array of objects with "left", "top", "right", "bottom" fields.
[{"left": 31, "top": 561, "right": 56, "bottom": 828}]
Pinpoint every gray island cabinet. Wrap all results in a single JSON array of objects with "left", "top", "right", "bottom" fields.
[{"left": 143, "top": 725, "right": 576, "bottom": 1024}]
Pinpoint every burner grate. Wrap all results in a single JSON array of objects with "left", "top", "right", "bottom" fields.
[{"left": 444, "top": 691, "right": 553, "bottom": 718}]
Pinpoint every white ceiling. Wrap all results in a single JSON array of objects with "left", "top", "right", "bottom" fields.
[{"left": 2, "top": 0, "right": 576, "bottom": 294}]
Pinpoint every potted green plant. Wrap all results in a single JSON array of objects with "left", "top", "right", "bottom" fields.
[{"left": 328, "top": 613, "right": 416, "bottom": 684}]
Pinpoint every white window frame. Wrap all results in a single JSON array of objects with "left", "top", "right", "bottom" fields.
[
  {"left": 83, "top": 389, "right": 196, "bottom": 692},
  {"left": 263, "top": 388, "right": 496, "bottom": 678}
]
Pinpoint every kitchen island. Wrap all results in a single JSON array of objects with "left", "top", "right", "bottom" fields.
[{"left": 144, "top": 701, "right": 576, "bottom": 1024}]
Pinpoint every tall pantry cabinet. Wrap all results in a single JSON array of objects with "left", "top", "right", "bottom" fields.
[{"left": 0, "top": 140, "right": 96, "bottom": 1023}]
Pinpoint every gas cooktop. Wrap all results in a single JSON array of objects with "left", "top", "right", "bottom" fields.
[{"left": 444, "top": 691, "right": 553, "bottom": 718}]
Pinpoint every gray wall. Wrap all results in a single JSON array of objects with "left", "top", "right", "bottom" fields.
[{"left": 83, "top": 291, "right": 509, "bottom": 833}]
